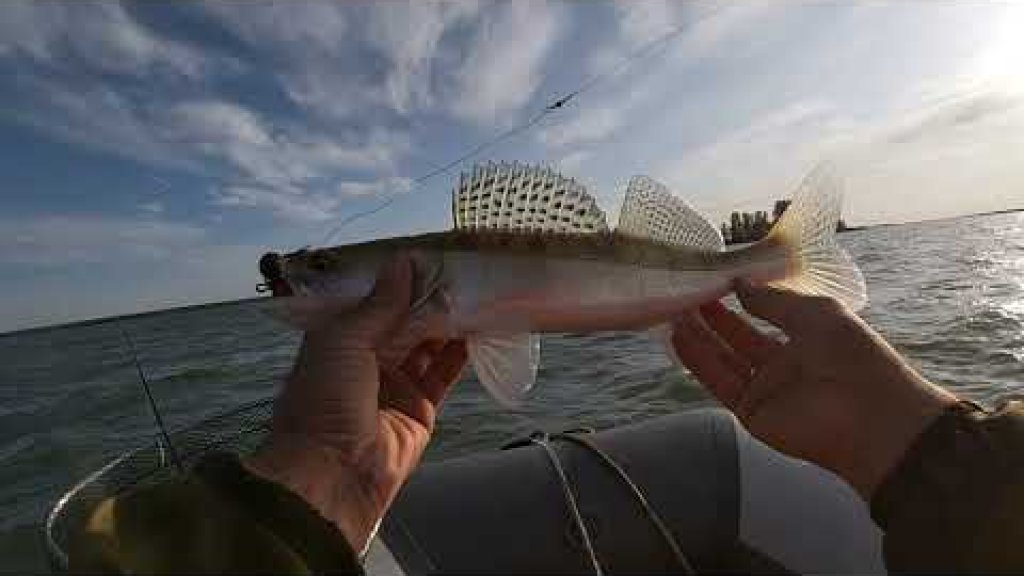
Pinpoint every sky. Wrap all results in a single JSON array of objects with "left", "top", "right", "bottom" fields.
[{"left": 1, "top": 1, "right": 1022, "bottom": 332}]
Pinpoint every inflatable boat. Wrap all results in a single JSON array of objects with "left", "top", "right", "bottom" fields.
[{"left": 46, "top": 401, "right": 884, "bottom": 574}]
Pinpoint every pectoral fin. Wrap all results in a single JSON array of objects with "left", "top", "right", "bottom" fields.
[{"left": 468, "top": 332, "right": 541, "bottom": 407}]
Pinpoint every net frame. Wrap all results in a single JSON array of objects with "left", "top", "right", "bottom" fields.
[{"left": 44, "top": 397, "right": 275, "bottom": 571}]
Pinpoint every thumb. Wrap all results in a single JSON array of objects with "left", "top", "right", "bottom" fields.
[
  {"left": 343, "top": 254, "right": 414, "bottom": 343},
  {"left": 734, "top": 279, "right": 804, "bottom": 331}
]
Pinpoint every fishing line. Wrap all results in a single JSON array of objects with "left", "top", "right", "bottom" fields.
[
  {"left": 318, "top": 111, "right": 551, "bottom": 245},
  {"left": 317, "top": 4, "right": 728, "bottom": 247},
  {"left": 117, "top": 324, "right": 184, "bottom": 473}
]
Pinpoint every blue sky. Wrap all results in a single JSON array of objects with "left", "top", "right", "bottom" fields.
[{"left": 1, "top": 1, "right": 1022, "bottom": 332}]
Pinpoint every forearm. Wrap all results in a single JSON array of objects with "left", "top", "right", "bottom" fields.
[{"left": 872, "top": 399, "right": 1024, "bottom": 572}]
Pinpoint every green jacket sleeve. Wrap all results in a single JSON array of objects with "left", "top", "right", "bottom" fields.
[
  {"left": 68, "top": 452, "right": 364, "bottom": 575},
  {"left": 872, "top": 399, "right": 1024, "bottom": 573}
]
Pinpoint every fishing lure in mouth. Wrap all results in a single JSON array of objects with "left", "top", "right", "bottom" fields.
[{"left": 260, "top": 163, "right": 866, "bottom": 407}]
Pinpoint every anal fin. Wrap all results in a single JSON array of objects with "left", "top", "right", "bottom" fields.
[{"left": 468, "top": 332, "right": 541, "bottom": 407}]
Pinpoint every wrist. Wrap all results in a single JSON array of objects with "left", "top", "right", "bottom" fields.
[
  {"left": 844, "top": 378, "right": 958, "bottom": 500},
  {"left": 243, "top": 438, "right": 385, "bottom": 555}
]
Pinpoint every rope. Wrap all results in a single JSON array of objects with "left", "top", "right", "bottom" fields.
[
  {"left": 504, "top": 428, "right": 695, "bottom": 574},
  {"left": 526, "top": 432, "right": 605, "bottom": 575},
  {"left": 556, "top": 432, "right": 695, "bottom": 575}
]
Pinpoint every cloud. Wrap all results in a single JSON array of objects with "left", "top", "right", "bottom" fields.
[
  {"left": 5, "top": 75, "right": 203, "bottom": 172},
  {"left": 5, "top": 73, "right": 412, "bottom": 223},
  {"left": 618, "top": 0, "right": 689, "bottom": 46},
  {"left": 161, "top": 99, "right": 409, "bottom": 182},
  {"left": 367, "top": 2, "right": 480, "bottom": 114},
  {"left": 200, "top": 2, "right": 383, "bottom": 120},
  {"left": 213, "top": 185, "right": 340, "bottom": 223},
  {"left": 199, "top": 1, "right": 349, "bottom": 57},
  {"left": 451, "top": 2, "right": 565, "bottom": 125},
  {"left": 885, "top": 90, "right": 1023, "bottom": 145},
  {"left": 655, "top": 100, "right": 858, "bottom": 219},
  {"left": 535, "top": 2, "right": 775, "bottom": 183},
  {"left": 555, "top": 151, "right": 590, "bottom": 175},
  {"left": 339, "top": 177, "right": 415, "bottom": 198},
  {"left": 164, "top": 100, "right": 272, "bottom": 147},
  {"left": 0, "top": 215, "right": 207, "bottom": 267},
  {"left": 539, "top": 105, "right": 624, "bottom": 150},
  {"left": 201, "top": 2, "right": 480, "bottom": 120},
  {"left": 139, "top": 201, "right": 165, "bottom": 214},
  {"left": 655, "top": 85, "right": 1024, "bottom": 226},
  {"left": 215, "top": 174, "right": 418, "bottom": 224},
  {"left": 0, "top": 1, "right": 214, "bottom": 78},
  {"left": 588, "top": 3, "right": 762, "bottom": 77}
]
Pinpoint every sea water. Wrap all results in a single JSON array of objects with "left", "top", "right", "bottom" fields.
[{"left": 3, "top": 212, "right": 1024, "bottom": 571}]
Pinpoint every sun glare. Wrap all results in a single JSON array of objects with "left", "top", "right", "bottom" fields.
[{"left": 974, "top": 4, "right": 1024, "bottom": 92}]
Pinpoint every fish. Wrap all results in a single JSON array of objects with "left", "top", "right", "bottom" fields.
[{"left": 263, "top": 164, "right": 866, "bottom": 406}]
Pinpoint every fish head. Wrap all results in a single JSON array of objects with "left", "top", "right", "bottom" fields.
[{"left": 287, "top": 245, "right": 386, "bottom": 299}]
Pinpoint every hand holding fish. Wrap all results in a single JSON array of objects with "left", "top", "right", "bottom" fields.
[
  {"left": 244, "top": 255, "right": 467, "bottom": 555},
  {"left": 671, "top": 281, "right": 957, "bottom": 500}
]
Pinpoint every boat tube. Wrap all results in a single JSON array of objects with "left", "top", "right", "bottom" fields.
[
  {"left": 378, "top": 408, "right": 883, "bottom": 574},
  {"left": 45, "top": 404, "right": 883, "bottom": 574}
]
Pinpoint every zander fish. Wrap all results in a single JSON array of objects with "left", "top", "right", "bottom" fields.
[{"left": 261, "top": 164, "right": 866, "bottom": 406}]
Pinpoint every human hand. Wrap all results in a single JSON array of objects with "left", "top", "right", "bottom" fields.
[
  {"left": 671, "top": 281, "right": 956, "bottom": 500},
  {"left": 244, "top": 255, "right": 467, "bottom": 554}
]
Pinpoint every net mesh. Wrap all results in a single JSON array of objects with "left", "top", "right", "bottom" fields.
[{"left": 45, "top": 396, "right": 275, "bottom": 570}]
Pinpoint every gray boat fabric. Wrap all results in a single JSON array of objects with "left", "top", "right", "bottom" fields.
[{"left": 377, "top": 408, "right": 885, "bottom": 574}]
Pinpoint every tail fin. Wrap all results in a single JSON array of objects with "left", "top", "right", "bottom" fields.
[{"left": 767, "top": 164, "right": 868, "bottom": 311}]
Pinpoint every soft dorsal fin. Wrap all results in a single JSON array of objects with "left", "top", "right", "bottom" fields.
[
  {"left": 452, "top": 162, "right": 608, "bottom": 234},
  {"left": 467, "top": 332, "right": 540, "bottom": 407},
  {"left": 617, "top": 175, "right": 724, "bottom": 251}
]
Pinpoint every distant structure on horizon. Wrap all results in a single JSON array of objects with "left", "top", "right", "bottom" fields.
[
  {"left": 721, "top": 199, "right": 849, "bottom": 244},
  {"left": 452, "top": 162, "right": 608, "bottom": 233}
]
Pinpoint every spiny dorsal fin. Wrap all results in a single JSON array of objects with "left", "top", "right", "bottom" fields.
[
  {"left": 452, "top": 162, "right": 608, "bottom": 234},
  {"left": 617, "top": 175, "right": 724, "bottom": 251}
]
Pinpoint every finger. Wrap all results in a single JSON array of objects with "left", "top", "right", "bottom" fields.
[
  {"left": 379, "top": 364, "right": 416, "bottom": 405},
  {"left": 376, "top": 310, "right": 451, "bottom": 368},
  {"left": 735, "top": 356, "right": 799, "bottom": 423},
  {"left": 418, "top": 339, "right": 468, "bottom": 406},
  {"left": 735, "top": 279, "right": 839, "bottom": 333},
  {"left": 699, "top": 301, "right": 782, "bottom": 367},
  {"left": 379, "top": 364, "right": 434, "bottom": 426},
  {"left": 733, "top": 278, "right": 811, "bottom": 332},
  {"left": 399, "top": 339, "right": 446, "bottom": 379},
  {"left": 670, "top": 310, "right": 752, "bottom": 409}
]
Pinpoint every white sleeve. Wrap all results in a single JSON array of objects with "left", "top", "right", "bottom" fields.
[{"left": 733, "top": 417, "right": 887, "bottom": 574}]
